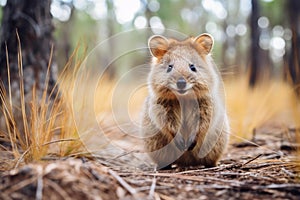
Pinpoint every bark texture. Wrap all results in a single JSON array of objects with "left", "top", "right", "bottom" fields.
[{"left": 0, "top": 0, "right": 56, "bottom": 98}]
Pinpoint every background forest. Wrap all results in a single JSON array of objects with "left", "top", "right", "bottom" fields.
[
  {"left": 50, "top": 0, "right": 298, "bottom": 82},
  {"left": 1, "top": 0, "right": 298, "bottom": 83}
]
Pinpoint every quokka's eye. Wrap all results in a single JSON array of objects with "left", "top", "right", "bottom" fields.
[
  {"left": 189, "top": 64, "right": 197, "bottom": 72},
  {"left": 167, "top": 65, "right": 173, "bottom": 73}
]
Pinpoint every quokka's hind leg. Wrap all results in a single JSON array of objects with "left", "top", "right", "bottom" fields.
[
  {"left": 145, "top": 135, "right": 183, "bottom": 169},
  {"left": 198, "top": 130, "right": 228, "bottom": 168},
  {"left": 159, "top": 164, "right": 173, "bottom": 170}
]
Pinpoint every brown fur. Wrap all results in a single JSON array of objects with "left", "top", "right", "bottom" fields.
[{"left": 141, "top": 34, "right": 229, "bottom": 169}]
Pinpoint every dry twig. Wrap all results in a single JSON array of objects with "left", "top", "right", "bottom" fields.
[
  {"left": 241, "top": 154, "right": 262, "bottom": 167},
  {"left": 108, "top": 169, "right": 137, "bottom": 195},
  {"left": 149, "top": 175, "right": 157, "bottom": 198}
]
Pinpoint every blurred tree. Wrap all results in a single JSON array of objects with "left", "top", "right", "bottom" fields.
[
  {"left": 0, "top": 0, "right": 56, "bottom": 99},
  {"left": 288, "top": 0, "right": 300, "bottom": 95},
  {"left": 105, "top": 0, "right": 117, "bottom": 79},
  {"left": 249, "top": 0, "right": 262, "bottom": 87}
]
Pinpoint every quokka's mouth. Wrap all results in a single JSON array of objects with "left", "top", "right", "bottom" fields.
[
  {"left": 175, "top": 87, "right": 193, "bottom": 95},
  {"left": 177, "top": 89, "right": 188, "bottom": 94},
  {"left": 169, "top": 84, "right": 193, "bottom": 95}
]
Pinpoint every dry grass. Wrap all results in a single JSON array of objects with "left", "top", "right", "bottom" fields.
[
  {"left": 0, "top": 44, "right": 89, "bottom": 168},
  {"left": 225, "top": 76, "right": 296, "bottom": 142}
]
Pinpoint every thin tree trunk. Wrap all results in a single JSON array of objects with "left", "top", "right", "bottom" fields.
[
  {"left": 105, "top": 0, "right": 116, "bottom": 79},
  {"left": 0, "top": 0, "right": 56, "bottom": 100},
  {"left": 249, "top": 0, "right": 262, "bottom": 87},
  {"left": 288, "top": 0, "right": 300, "bottom": 95}
]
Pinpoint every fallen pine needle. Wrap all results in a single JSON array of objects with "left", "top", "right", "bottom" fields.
[
  {"left": 108, "top": 169, "right": 137, "bottom": 195},
  {"left": 149, "top": 173, "right": 244, "bottom": 186},
  {"left": 242, "top": 154, "right": 262, "bottom": 167},
  {"left": 46, "top": 179, "right": 72, "bottom": 200},
  {"left": 5, "top": 176, "right": 36, "bottom": 194},
  {"left": 14, "top": 148, "right": 30, "bottom": 169},
  {"left": 156, "top": 192, "right": 176, "bottom": 200},
  {"left": 149, "top": 175, "right": 156, "bottom": 198},
  {"left": 35, "top": 165, "right": 44, "bottom": 200}
]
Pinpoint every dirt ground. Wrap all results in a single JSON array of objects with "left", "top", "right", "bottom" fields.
[{"left": 1, "top": 124, "right": 299, "bottom": 200}]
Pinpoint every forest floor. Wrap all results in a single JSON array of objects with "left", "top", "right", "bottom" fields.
[{"left": 0, "top": 123, "right": 300, "bottom": 200}]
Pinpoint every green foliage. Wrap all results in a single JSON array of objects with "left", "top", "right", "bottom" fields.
[
  {"left": 53, "top": 9, "right": 99, "bottom": 69},
  {"left": 0, "top": 6, "right": 3, "bottom": 25},
  {"left": 260, "top": 0, "right": 287, "bottom": 26}
]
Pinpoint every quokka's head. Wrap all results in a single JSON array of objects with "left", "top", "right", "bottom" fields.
[{"left": 148, "top": 33, "right": 218, "bottom": 99}]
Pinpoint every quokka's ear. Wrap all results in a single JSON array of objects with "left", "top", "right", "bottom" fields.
[
  {"left": 193, "top": 33, "right": 214, "bottom": 55},
  {"left": 148, "top": 35, "right": 169, "bottom": 58}
]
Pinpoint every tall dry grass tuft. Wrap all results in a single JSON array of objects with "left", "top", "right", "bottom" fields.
[{"left": 0, "top": 43, "right": 89, "bottom": 169}]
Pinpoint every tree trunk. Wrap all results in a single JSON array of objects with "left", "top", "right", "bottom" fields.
[
  {"left": 249, "top": 0, "right": 262, "bottom": 87},
  {"left": 288, "top": 0, "right": 300, "bottom": 95},
  {"left": 105, "top": 0, "right": 116, "bottom": 79},
  {"left": 0, "top": 0, "right": 56, "bottom": 100}
]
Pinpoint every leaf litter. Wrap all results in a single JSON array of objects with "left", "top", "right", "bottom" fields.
[{"left": 0, "top": 124, "right": 299, "bottom": 200}]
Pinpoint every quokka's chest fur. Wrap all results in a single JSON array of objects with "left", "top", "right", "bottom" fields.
[{"left": 151, "top": 97, "right": 212, "bottom": 139}]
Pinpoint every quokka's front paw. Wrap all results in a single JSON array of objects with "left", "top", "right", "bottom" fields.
[
  {"left": 187, "top": 139, "right": 197, "bottom": 151},
  {"left": 174, "top": 133, "right": 197, "bottom": 151}
]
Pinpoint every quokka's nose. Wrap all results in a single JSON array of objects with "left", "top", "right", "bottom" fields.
[{"left": 176, "top": 77, "right": 186, "bottom": 89}]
